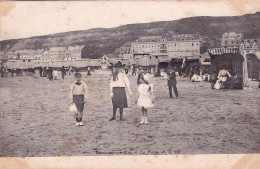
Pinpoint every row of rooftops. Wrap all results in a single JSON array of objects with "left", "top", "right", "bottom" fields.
[
  {"left": 1, "top": 45, "right": 85, "bottom": 59},
  {"left": 240, "top": 39, "right": 260, "bottom": 45},
  {"left": 135, "top": 34, "right": 201, "bottom": 43}
]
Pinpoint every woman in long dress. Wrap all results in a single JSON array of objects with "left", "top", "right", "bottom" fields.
[{"left": 109, "top": 61, "right": 132, "bottom": 121}]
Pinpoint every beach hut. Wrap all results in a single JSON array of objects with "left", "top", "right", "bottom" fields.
[
  {"left": 169, "top": 58, "right": 183, "bottom": 75},
  {"left": 247, "top": 53, "right": 260, "bottom": 81},
  {"left": 208, "top": 47, "right": 244, "bottom": 89},
  {"left": 181, "top": 56, "right": 200, "bottom": 77}
]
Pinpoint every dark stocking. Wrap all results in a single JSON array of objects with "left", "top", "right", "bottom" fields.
[
  {"left": 119, "top": 108, "right": 124, "bottom": 121},
  {"left": 109, "top": 106, "right": 117, "bottom": 121}
]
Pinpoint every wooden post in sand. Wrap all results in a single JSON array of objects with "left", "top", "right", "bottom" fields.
[{"left": 242, "top": 51, "right": 249, "bottom": 88}]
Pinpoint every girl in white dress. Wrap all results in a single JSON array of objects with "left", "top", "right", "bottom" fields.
[{"left": 137, "top": 75, "right": 154, "bottom": 124}]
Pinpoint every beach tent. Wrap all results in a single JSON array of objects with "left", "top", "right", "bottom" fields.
[
  {"left": 208, "top": 47, "right": 246, "bottom": 88},
  {"left": 181, "top": 56, "right": 200, "bottom": 77},
  {"left": 246, "top": 53, "right": 260, "bottom": 81},
  {"left": 169, "top": 58, "right": 183, "bottom": 75}
]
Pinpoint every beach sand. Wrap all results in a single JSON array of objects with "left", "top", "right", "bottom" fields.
[{"left": 0, "top": 70, "right": 259, "bottom": 157}]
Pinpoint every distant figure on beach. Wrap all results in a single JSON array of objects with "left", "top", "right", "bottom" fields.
[
  {"left": 39, "top": 66, "right": 43, "bottom": 77},
  {"left": 11, "top": 68, "right": 15, "bottom": 77},
  {"left": 61, "top": 66, "right": 66, "bottom": 79},
  {"left": 47, "top": 67, "right": 53, "bottom": 80},
  {"left": 70, "top": 72, "right": 88, "bottom": 126},
  {"left": 132, "top": 64, "right": 137, "bottom": 76},
  {"left": 109, "top": 61, "right": 132, "bottom": 121},
  {"left": 137, "top": 75, "right": 154, "bottom": 124},
  {"left": 87, "top": 66, "right": 91, "bottom": 76},
  {"left": 68, "top": 66, "right": 72, "bottom": 75},
  {"left": 214, "top": 66, "right": 232, "bottom": 89},
  {"left": 165, "top": 66, "right": 179, "bottom": 99},
  {"left": 210, "top": 69, "right": 218, "bottom": 89},
  {"left": 53, "top": 69, "right": 59, "bottom": 80},
  {"left": 218, "top": 67, "right": 232, "bottom": 83},
  {"left": 191, "top": 73, "right": 203, "bottom": 82},
  {"left": 43, "top": 67, "right": 47, "bottom": 77},
  {"left": 111, "top": 66, "right": 115, "bottom": 76}
]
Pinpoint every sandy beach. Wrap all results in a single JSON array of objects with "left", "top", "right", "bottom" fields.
[{"left": 0, "top": 70, "right": 259, "bottom": 157}]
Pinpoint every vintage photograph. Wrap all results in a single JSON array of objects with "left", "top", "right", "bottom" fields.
[{"left": 0, "top": 0, "right": 259, "bottom": 167}]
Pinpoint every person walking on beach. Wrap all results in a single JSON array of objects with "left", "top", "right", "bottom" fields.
[
  {"left": 87, "top": 66, "right": 91, "bottom": 76},
  {"left": 47, "top": 67, "right": 53, "bottom": 80},
  {"left": 137, "top": 75, "right": 154, "bottom": 124},
  {"left": 70, "top": 72, "right": 88, "bottom": 126},
  {"left": 43, "top": 67, "right": 47, "bottom": 77},
  {"left": 109, "top": 61, "right": 132, "bottom": 121},
  {"left": 68, "top": 66, "right": 72, "bottom": 75},
  {"left": 61, "top": 66, "right": 66, "bottom": 79},
  {"left": 132, "top": 64, "right": 137, "bottom": 76},
  {"left": 53, "top": 69, "right": 59, "bottom": 80},
  {"left": 165, "top": 66, "right": 179, "bottom": 99},
  {"left": 39, "top": 66, "right": 43, "bottom": 77}
]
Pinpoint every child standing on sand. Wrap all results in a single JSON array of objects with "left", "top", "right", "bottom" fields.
[
  {"left": 70, "top": 72, "right": 88, "bottom": 126},
  {"left": 137, "top": 75, "right": 154, "bottom": 124}
]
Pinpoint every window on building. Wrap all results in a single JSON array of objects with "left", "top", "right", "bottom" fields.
[
  {"left": 155, "top": 56, "right": 158, "bottom": 59},
  {"left": 23, "top": 60, "right": 25, "bottom": 62},
  {"left": 28, "top": 60, "right": 31, "bottom": 62}
]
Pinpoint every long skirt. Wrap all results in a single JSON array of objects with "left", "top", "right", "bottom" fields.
[
  {"left": 73, "top": 94, "right": 85, "bottom": 113},
  {"left": 112, "top": 87, "right": 128, "bottom": 108}
]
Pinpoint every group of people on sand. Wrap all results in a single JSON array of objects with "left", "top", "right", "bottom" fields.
[
  {"left": 210, "top": 66, "right": 242, "bottom": 90},
  {"left": 38, "top": 66, "right": 68, "bottom": 80},
  {"left": 38, "top": 66, "right": 92, "bottom": 81},
  {"left": 70, "top": 61, "right": 179, "bottom": 126}
]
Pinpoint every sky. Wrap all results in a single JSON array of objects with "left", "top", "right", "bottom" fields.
[{"left": 0, "top": 0, "right": 259, "bottom": 41}]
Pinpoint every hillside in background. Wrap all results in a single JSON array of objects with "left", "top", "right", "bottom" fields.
[{"left": 0, "top": 12, "right": 259, "bottom": 59}]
